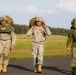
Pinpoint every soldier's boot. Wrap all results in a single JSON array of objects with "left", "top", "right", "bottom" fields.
[
  {"left": 34, "top": 65, "right": 38, "bottom": 73},
  {"left": 2, "top": 65, "right": 7, "bottom": 73},
  {"left": 71, "top": 67, "right": 76, "bottom": 75},
  {"left": 38, "top": 64, "right": 42, "bottom": 73},
  {"left": 0, "top": 65, "right": 2, "bottom": 72}
]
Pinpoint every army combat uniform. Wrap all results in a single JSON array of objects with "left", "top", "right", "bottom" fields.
[
  {"left": 66, "top": 18, "right": 76, "bottom": 75},
  {"left": 0, "top": 24, "right": 16, "bottom": 64},
  {"left": 0, "top": 16, "right": 16, "bottom": 72},
  {"left": 26, "top": 25, "right": 51, "bottom": 72}
]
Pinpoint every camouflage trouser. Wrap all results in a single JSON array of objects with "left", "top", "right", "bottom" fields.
[
  {"left": 31, "top": 42, "right": 44, "bottom": 66},
  {"left": 0, "top": 40, "right": 11, "bottom": 66},
  {"left": 71, "top": 47, "right": 76, "bottom": 67}
]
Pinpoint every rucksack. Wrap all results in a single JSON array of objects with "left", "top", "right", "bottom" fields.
[
  {"left": 5, "top": 16, "right": 14, "bottom": 26},
  {"left": 29, "top": 17, "right": 45, "bottom": 28},
  {"left": 29, "top": 17, "right": 37, "bottom": 28},
  {"left": 71, "top": 18, "right": 76, "bottom": 25}
]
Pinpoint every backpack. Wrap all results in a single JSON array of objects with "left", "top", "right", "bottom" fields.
[
  {"left": 29, "top": 17, "right": 37, "bottom": 28},
  {"left": 71, "top": 18, "right": 76, "bottom": 25},
  {"left": 29, "top": 17, "right": 45, "bottom": 28},
  {"left": 5, "top": 16, "right": 14, "bottom": 26}
]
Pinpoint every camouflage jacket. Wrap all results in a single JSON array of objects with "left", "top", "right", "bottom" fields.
[
  {"left": 26, "top": 26, "right": 51, "bottom": 43},
  {"left": 0, "top": 24, "right": 16, "bottom": 45},
  {"left": 66, "top": 29, "right": 76, "bottom": 48}
]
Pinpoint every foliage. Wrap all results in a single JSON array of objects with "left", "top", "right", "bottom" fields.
[
  {"left": 14, "top": 24, "right": 29, "bottom": 34},
  {"left": 50, "top": 27, "right": 69, "bottom": 36},
  {"left": 13, "top": 24, "right": 69, "bottom": 36}
]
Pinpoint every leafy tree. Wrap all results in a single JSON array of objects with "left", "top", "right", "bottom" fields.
[{"left": 13, "top": 24, "right": 69, "bottom": 36}]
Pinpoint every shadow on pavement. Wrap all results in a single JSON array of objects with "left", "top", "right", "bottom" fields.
[
  {"left": 8, "top": 64, "right": 32, "bottom": 72},
  {"left": 43, "top": 66, "right": 71, "bottom": 75}
]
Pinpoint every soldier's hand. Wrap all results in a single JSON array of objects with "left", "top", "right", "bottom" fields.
[
  {"left": 66, "top": 47, "right": 70, "bottom": 52},
  {"left": 32, "top": 26, "right": 37, "bottom": 32},
  {"left": 11, "top": 45, "right": 14, "bottom": 50},
  {"left": 42, "top": 22, "right": 47, "bottom": 28},
  {"left": 43, "top": 24, "right": 47, "bottom": 28}
]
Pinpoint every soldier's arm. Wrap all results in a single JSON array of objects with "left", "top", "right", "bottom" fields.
[
  {"left": 11, "top": 31, "right": 16, "bottom": 46},
  {"left": 44, "top": 26, "right": 52, "bottom": 36},
  {"left": 26, "top": 27, "right": 34, "bottom": 36},
  {"left": 66, "top": 30, "right": 72, "bottom": 48}
]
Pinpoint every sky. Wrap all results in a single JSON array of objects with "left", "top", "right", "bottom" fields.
[{"left": 0, "top": 0, "right": 76, "bottom": 29}]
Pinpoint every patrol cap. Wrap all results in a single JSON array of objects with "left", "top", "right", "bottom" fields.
[
  {"left": 36, "top": 16, "right": 43, "bottom": 22},
  {"left": 0, "top": 16, "right": 7, "bottom": 22}
]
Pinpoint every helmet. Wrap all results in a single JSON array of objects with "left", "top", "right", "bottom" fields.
[
  {"left": 71, "top": 18, "right": 76, "bottom": 25},
  {"left": 36, "top": 16, "right": 43, "bottom": 22},
  {"left": 0, "top": 16, "right": 7, "bottom": 21}
]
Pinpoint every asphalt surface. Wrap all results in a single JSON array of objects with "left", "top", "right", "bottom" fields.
[{"left": 0, "top": 57, "right": 72, "bottom": 75}]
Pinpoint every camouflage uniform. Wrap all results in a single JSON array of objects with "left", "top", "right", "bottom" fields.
[
  {"left": 66, "top": 18, "right": 76, "bottom": 75},
  {"left": 0, "top": 24, "right": 16, "bottom": 66},
  {"left": 66, "top": 29, "right": 76, "bottom": 67},
  {"left": 26, "top": 26, "right": 51, "bottom": 66}
]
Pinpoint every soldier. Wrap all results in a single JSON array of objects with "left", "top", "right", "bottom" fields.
[
  {"left": 66, "top": 18, "right": 76, "bottom": 75},
  {"left": 26, "top": 16, "right": 51, "bottom": 73},
  {"left": 0, "top": 16, "right": 16, "bottom": 72}
]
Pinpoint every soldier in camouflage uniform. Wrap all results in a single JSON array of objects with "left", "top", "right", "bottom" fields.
[
  {"left": 26, "top": 16, "right": 51, "bottom": 73},
  {"left": 66, "top": 18, "right": 76, "bottom": 75},
  {"left": 0, "top": 16, "right": 16, "bottom": 72}
]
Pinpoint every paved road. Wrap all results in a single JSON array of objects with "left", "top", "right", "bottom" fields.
[{"left": 0, "top": 57, "right": 72, "bottom": 75}]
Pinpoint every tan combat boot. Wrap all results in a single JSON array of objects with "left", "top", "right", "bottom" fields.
[
  {"left": 2, "top": 65, "right": 7, "bottom": 72},
  {"left": 0, "top": 65, "right": 2, "bottom": 72},
  {"left": 38, "top": 64, "right": 42, "bottom": 73},
  {"left": 34, "top": 65, "right": 38, "bottom": 73}
]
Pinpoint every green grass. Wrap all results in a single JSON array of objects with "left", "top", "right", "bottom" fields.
[{"left": 9, "top": 34, "right": 71, "bottom": 60}]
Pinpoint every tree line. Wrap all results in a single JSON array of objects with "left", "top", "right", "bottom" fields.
[{"left": 13, "top": 24, "right": 69, "bottom": 36}]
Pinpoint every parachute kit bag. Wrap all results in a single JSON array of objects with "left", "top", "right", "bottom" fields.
[
  {"left": 29, "top": 17, "right": 45, "bottom": 28},
  {"left": 29, "top": 17, "right": 37, "bottom": 28},
  {"left": 71, "top": 18, "right": 76, "bottom": 25},
  {"left": 5, "top": 16, "right": 14, "bottom": 26}
]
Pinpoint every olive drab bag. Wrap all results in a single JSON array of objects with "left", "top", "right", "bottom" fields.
[
  {"left": 71, "top": 18, "right": 76, "bottom": 25},
  {"left": 5, "top": 16, "right": 14, "bottom": 26},
  {"left": 0, "top": 25, "right": 13, "bottom": 33},
  {"left": 29, "top": 17, "right": 37, "bottom": 28},
  {"left": 29, "top": 17, "right": 45, "bottom": 28}
]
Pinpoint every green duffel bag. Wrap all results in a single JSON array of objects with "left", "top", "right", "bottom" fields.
[
  {"left": 29, "top": 17, "right": 37, "bottom": 28},
  {"left": 29, "top": 17, "right": 45, "bottom": 28},
  {"left": 5, "top": 16, "right": 14, "bottom": 26}
]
